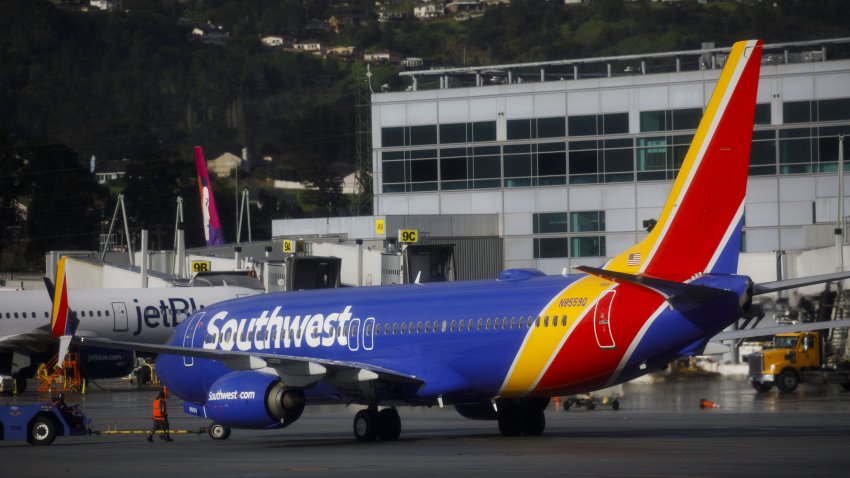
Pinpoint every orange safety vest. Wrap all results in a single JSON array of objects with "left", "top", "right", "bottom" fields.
[{"left": 153, "top": 398, "right": 166, "bottom": 420}]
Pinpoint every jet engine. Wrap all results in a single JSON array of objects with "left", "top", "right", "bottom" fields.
[
  {"left": 205, "top": 371, "right": 305, "bottom": 429},
  {"left": 79, "top": 347, "right": 135, "bottom": 379}
]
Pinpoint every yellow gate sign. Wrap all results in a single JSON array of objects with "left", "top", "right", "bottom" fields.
[
  {"left": 191, "top": 260, "right": 211, "bottom": 273},
  {"left": 283, "top": 240, "right": 294, "bottom": 254},
  {"left": 375, "top": 218, "right": 385, "bottom": 236},
  {"left": 399, "top": 229, "right": 418, "bottom": 243}
]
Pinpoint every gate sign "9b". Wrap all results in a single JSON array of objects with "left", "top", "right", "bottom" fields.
[
  {"left": 192, "top": 261, "right": 211, "bottom": 273},
  {"left": 399, "top": 229, "right": 418, "bottom": 243}
]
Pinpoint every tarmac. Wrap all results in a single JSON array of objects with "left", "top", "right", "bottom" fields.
[{"left": 3, "top": 376, "right": 850, "bottom": 477}]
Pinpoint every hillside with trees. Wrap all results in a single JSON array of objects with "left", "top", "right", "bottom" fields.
[{"left": 1, "top": 0, "right": 848, "bottom": 270}]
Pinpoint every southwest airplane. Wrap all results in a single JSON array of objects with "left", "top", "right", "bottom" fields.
[{"left": 60, "top": 40, "right": 850, "bottom": 441}]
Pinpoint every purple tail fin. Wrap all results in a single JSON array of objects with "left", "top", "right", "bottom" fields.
[{"left": 195, "top": 146, "right": 225, "bottom": 246}]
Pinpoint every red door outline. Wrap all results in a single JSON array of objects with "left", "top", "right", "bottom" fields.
[{"left": 593, "top": 290, "right": 616, "bottom": 349}]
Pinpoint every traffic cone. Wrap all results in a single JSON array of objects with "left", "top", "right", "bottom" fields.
[{"left": 699, "top": 398, "right": 721, "bottom": 409}]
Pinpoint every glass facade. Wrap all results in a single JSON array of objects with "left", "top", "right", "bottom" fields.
[
  {"left": 532, "top": 211, "right": 606, "bottom": 258},
  {"left": 380, "top": 98, "right": 850, "bottom": 194}
]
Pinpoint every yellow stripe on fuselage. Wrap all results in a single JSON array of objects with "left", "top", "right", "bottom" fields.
[
  {"left": 500, "top": 275, "right": 614, "bottom": 396},
  {"left": 604, "top": 41, "right": 750, "bottom": 275}
]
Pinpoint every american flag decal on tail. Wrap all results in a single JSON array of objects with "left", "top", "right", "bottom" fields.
[{"left": 627, "top": 253, "right": 641, "bottom": 266}]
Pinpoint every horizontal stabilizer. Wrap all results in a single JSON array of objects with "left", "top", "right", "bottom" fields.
[
  {"left": 753, "top": 271, "right": 850, "bottom": 295},
  {"left": 713, "top": 319, "right": 850, "bottom": 341},
  {"left": 576, "top": 266, "right": 735, "bottom": 308}
]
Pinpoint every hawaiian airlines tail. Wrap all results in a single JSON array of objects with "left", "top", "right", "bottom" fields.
[
  {"left": 195, "top": 146, "right": 225, "bottom": 246},
  {"left": 606, "top": 40, "right": 763, "bottom": 281}
]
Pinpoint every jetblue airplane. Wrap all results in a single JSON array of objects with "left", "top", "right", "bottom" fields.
[
  {"left": 0, "top": 262, "right": 259, "bottom": 392},
  {"left": 61, "top": 40, "right": 850, "bottom": 441}
]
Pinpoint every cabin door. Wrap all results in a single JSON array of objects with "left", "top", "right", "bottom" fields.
[
  {"left": 182, "top": 312, "right": 205, "bottom": 366},
  {"left": 593, "top": 290, "right": 616, "bottom": 349}
]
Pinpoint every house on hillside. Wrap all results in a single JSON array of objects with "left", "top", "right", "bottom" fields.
[
  {"left": 208, "top": 152, "right": 243, "bottom": 178},
  {"left": 414, "top": 1, "right": 445, "bottom": 19}
]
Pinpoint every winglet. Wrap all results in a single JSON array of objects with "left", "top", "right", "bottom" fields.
[{"left": 50, "top": 257, "right": 71, "bottom": 339}]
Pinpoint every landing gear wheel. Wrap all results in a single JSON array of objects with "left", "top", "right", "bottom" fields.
[
  {"left": 28, "top": 417, "right": 56, "bottom": 446},
  {"left": 208, "top": 422, "right": 231, "bottom": 440},
  {"left": 776, "top": 370, "right": 799, "bottom": 393},
  {"left": 353, "top": 409, "right": 379, "bottom": 442},
  {"left": 751, "top": 381, "right": 773, "bottom": 393},
  {"left": 585, "top": 400, "right": 596, "bottom": 411},
  {"left": 497, "top": 402, "right": 522, "bottom": 437},
  {"left": 611, "top": 399, "right": 620, "bottom": 411},
  {"left": 377, "top": 408, "right": 401, "bottom": 442},
  {"left": 521, "top": 405, "right": 545, "bottom": 436},
  {"left": 562, "top": 400, "right": 571, "bottom": 411}
]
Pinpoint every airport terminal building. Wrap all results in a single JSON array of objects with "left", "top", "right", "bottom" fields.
[{"left": 367, "top": 39, "right": 850, "bottom": 275}]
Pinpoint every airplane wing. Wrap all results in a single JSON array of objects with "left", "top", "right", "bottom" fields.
[
  {"left": 72, "top": 336, "right": 421, "bottom": 389},
  {"left": 753, "top": 271, "right": 850, "bottom": 295},
  {"left": 712, "top": 319, "right": 850, "bottom": 341}
]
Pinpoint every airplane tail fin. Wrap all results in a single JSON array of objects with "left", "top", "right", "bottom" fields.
[
  {"left": 195, "top": 146, "right": 225, "bottom": 246},
  {"left": 605, "top": 40, "right": 762, "bottom": 281}
]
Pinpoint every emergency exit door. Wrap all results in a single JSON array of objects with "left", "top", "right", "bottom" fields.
[{"left": 593, "top": 290, "right": 616, "bottom": 349}]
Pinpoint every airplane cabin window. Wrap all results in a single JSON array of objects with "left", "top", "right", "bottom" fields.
[
  {"left": 401, "top": 322, "right": 407, "bottom": 334},
  {"left": 485, "top": 318, "right": 491, "bottom": 331},
  {"left": 416, "top": 321, "right": 422, "bottom": 334},
  {"left": 562, "top": 316, "right": 568, "bottom": 326},
  {"left": 106, "top": 310, "right": 110, "bottom": 316},
  {"left": 392, "top": 323, "right": 398, "bottom": 335},
  {"left": 544, "top": 316, "right": 549, "bottom": 327},
  {"left": 449, "top": 320, "right": 456, "bottom": 332},
  {"left": 408, "top": 321, "right": 414, "bottom": 333},
  {"left": 44, "top": 312, "right": 48, "bottom": 318},
  {"left": 14, "top": 312, "right": 18, "bottom": 319},
  {"left": 97, "top": 310, "right": 102, "bottom": 317}
]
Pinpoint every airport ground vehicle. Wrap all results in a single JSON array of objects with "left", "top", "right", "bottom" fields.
[
  {"left": 0, "top": 402, "right": 90, "bottom": 445},
  {"left": 748, "top": 331, "right": 850, "bottom": 393}
]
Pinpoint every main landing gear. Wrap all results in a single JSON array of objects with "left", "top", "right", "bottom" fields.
[
  {"left": 497, "top": 399, "right": 547, "bottom": 437},
  {"left": 353, "top": 407, "right": 401, "bottom": 442}
]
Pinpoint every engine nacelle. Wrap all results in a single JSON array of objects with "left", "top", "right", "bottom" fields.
[
  {"left": 205, "top": 371, "right": 305, "bottom": 429},
  {"left": 79, "top": 347, "right": 135, "bottom": 379}
]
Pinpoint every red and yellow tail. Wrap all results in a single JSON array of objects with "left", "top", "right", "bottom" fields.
[
  {"left": 606, "top": 40, "right": 763, "bottom": 281},
  {"left": 50, "top": 257, "right": 71, "bottom": 338}
]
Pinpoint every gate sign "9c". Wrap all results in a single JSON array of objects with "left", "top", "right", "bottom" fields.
[
  {"left": 192, "top": 261, "right": 211, "bottom": 273},
  {"left": 399, "top": 229, "right": 418, "bottom": 243}
]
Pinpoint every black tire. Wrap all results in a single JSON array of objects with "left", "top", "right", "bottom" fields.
[
  {"left": 208, "top": 422, "right": 231, "bottom": 440},
  {"left": 521, "top": 405, "right": 545, "bottom": 436},
  {"left": 751, "top": 381, "right": 773, "bottom": 393},
  {"left": 585, "top": 400, "right": 596, "bottom": 411},
  {"left": 497, "top": 403, "right": 522, "bottom": 437},
  {"left": 562, "top": 400, "right": 571, "bottom": 411},
  {"left": 353, "top": 409, "right": 378, "bottom": 442},
  {"left": 841, "top": 382, "right": 850, "bottom": 392},
  {"left": 28, "top": 417, "right": 56, "bottom": 446},
  {"left": 776, "top": 370, "right": 800, "bottom": 393},
  {"left": 611, "top": 400, "right": 620, "bottom": 411},
  {"left": 377, "top": 408, "right": 401, "bottom": 442}
]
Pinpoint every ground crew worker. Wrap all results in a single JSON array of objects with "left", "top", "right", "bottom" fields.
[{"left": 147, "top": 389, "right": 173, "bottom": 442}]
